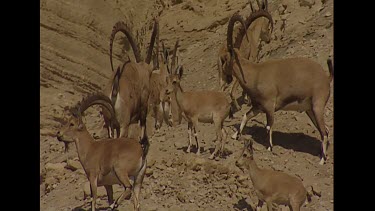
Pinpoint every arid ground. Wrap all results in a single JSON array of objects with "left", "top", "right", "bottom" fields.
[{"left": 40, "top": 0, "right": 333, "bottom": 210}]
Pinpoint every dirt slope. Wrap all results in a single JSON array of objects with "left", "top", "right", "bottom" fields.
[{"left": 40, "top": 0, "right": 333, "bottom": 210}]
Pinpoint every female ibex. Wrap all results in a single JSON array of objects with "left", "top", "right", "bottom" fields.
[
  {"left": 236, "top": 136, "right": 314, "bottom": 211},
  {"left": 221, "top": 14, "right": 333, "bottom": 165},
  {"left": 56, "top": 93, "right": 147, "bottom": 211},
  {"left": 164, "top": 64, "right": 233, "bottom": 159},
  {"left": 148, "top": 25, "right": 179, "bottom": 131}
]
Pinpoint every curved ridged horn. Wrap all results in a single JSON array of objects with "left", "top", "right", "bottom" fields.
[
  {"left": 171, "top": 39, "right": 180, "bottom": 74},
  {"left": 145, "top": 19, "right": 159, "bottom": 65},
  {"left": 110, "top": 21, "right": 142, "bottom": 72},
  {"left": 264, "top": 0, "right": 268, "bottom": 11},
  {"left": 227, "top": 14, "right": 248, "bottom": 83},
  {"left": 227, "top": 14, "right": 248, "bottom": 56},
  {"left": 162, "top": 41, "right": 170, "bottom": 74},
  {"left": 75, "top": 93, "right": 120, "bottom": 137},
  {"left": 155, "top": 18, "right": 160, "bottom": 69},
  {"left": 233, "top": 10, "right": 274, "bottom": 49}
]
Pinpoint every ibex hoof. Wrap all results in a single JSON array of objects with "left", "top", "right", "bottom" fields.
[
  {"left": 109, "top": 203, "right": 116, "bottom": 210},
  {"left": 319, "top": 158, "right": 325, "bottom": 165},
  {"left": 267, "top": 147, "right": 272, "bottom": 151},
  {"left": 186, "top": 148, "right": 191, "bottom": 153},
  {"left": 231, "top": 132, "right": 238, "bottom": 140},
  {"left": 208, "top": 154, "right": 215, "bottom": 160}
]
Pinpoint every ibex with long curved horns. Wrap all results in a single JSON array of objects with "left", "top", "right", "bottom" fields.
[
  {"left": 56, "top": 93, "right": 147, "bottom": 211},
  {"left": 221, "top": 14, "right": 333, "bottom": 165},
  {"left": 218, "top": 0, "right": 274, "bottom": 111},
  {"left": 101, "top": 19, "right": 159, "bottom": 153}
]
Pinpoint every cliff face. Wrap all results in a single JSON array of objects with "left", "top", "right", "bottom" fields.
[{"left": 40, "top": 0, "right": 333, "bottom": 210}]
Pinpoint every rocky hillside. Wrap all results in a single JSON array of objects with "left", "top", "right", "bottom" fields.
[{"left": 40, "top": 0, "right": 333, "bottom": 210}]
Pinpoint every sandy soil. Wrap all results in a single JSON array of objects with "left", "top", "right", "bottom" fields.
[{"left": 40, "top": 0, "right": 333, "bottom": 210}]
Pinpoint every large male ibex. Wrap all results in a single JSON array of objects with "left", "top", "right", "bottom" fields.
[
  {"left": 218, "top": 0, "right": 274, "bottom": 111},
  {"left": 221, "top": 14, "right": 333, "bottom": 165},
  {"left": 101, "top": 19, "right": 159, "bottom": 153},
  {"left": 56, "top": 93, "right": 147, "bottom": 211}
]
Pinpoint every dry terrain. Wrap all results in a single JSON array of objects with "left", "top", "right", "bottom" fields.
[{"left": 40, "top": 0, "right": 334, "bottom": 210}]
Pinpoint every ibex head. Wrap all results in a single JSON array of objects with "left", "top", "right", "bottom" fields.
[
  {"left": 256, "top": 0, "right": 273, "bottom": 44},
  {"left": 235, "top": 135, "right": 254, "bottom": 172},
  {"left": 56, "top": 93, "right": 120, "bottom": 150},
  {"left": 220, "top": 14, "right": 248, "bottom": 84}
]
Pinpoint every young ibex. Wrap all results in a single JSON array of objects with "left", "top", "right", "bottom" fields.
[
  {"left": 148, "top": 26, "right": 179, "bottom": 130},
  {"left": 221, "top": 14, "right": 333, "bottom": 165},
  {"left": 164, "top": 65, "right": 233, "bottom": 159},
  {"left": 235, "top": 136, "right": 313, "bottom": 211},
  {"left": 56, "top": 93, "right": 147, "bottom": 211},
  {"left": 101, "top": 19, "right": 159, "bottom": 152},
  {"left": 218, "top": 0, "right": 274, "bottom": 111}
]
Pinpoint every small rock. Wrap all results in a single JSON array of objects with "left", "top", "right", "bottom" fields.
[
  {"left": 44, "top": 176, "right": 58, "bottom": 193},
  {"left": 237, "top": 174, "right": 248, "bottom": 183},
  {"left": 45, "top": 162, "right": 67, "bottom": 171},
  {"left": 75, "top": 195, "right": 82, "bottom": 201},
  {"left": 299, "top": 0, "right": 315, "bottom": 8},
  {"left": 148, "top": 159, "right": 156, "bottom": 167},
  {"left": 325, "top": 12, "right": 332, "bottom": 17},
  {"left": 174, "top": 142, "right": 185, "bottom": 148},
  {"left": 273, "top": 164, "right": 284, "bottom": 171},
  {"left": 66, "top": 159, "right": 83, "bottom": 171},
  {"left": 145, "top": 168, "right": 153, "bottom": 176},
  {"left": 76, "top": 169, "right": 86, "bottom": 175},
  {"left": 155, "top": 163, "right": 166, "bottom": 170},
  {"left": 177, "top": 192, "right": 186, "bottom": 203},
  {"left": 165, "top": 160, "right": 173, "bottom": 167}
]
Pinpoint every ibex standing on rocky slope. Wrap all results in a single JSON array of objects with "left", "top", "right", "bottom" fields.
[
  {"left": 218, "top": 0, "right": 274, "bottom": 111},
  {"left": 164, "top": 64, "right": 234, "bottom": 159},
  {"left": 148, "top": 25, "right": 179, "bottom": 131},
  {"left": 222, "top": 14, "right": 333, "bottom": 165},
  {"left": 56, "top": 93, "right": 147, "bottom": 211},
  {"left": 236, "top": 136, "right": 316, "bottom": 211},
  {"left": 101, "top": 19, "right": 159, "bottom": 153}
]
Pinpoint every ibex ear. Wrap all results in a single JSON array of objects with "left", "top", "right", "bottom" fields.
[
  {"left": 77, "top": 117, "right": 84, "bottom": 130},
  {"left": 248, "top": 138, "right": 254, "bottom": 152},
  {"left": 261, "top": 1, "right": 266, "bottom": 10},
  {"left": 176, "top": 65, "right": 184, "bottom": 79}
]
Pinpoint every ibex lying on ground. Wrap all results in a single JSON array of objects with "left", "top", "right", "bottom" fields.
[
  {"left": 218, "top": 0, "right": 274, "bottom": 111},
  {"left": 236, "top": 136, "right": 316, "bottom": 211},
  {"left": 101, "top": 19, "right": 159, "bottom": 152},
  {"left": 221, "top": 14, "right": 333, "bottom": 165},
  {"left": 164, "top": 65, "right": 233, "bottom": 159},
  {"left": 56, "top": 93, "right": 147, "bottom": 211}
]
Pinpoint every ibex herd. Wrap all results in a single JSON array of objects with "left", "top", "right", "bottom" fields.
[{"left": 55, "top": 0, "right": 333, "bottom": 210}]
